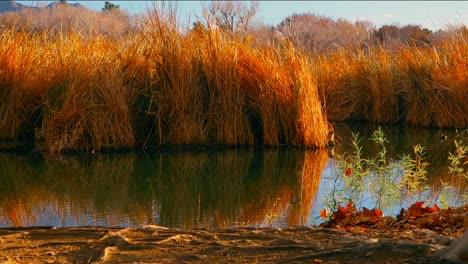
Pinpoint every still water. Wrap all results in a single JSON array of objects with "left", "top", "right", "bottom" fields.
[{"left": 0, "top": 123, "right": 466, "bottom": 228}]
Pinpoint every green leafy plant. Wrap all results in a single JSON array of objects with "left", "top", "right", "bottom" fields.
[
  {"left": 321, "top": 131, "right": 369, "bottom": 218},
  {"left": 320, "top": 128, "right": 467, "bottom": 224},
  {"left": 398, "top": 144, "right": 430, "bottom": 205},
  {"left": 448, "top": 139, "right": 467, "bottom": 181},
  {"left": 341, "top": 132, "right": 369, "bottom": 208},
  {"left": 368, "top": 127, "right": 399, "bottom": 210}
]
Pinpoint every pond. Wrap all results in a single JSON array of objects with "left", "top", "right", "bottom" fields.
[{"left": 0, "top": 123, "right": 466, "bottom": 228}]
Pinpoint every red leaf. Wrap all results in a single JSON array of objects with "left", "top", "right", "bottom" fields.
[
  {"left": 426, "top": 203, "right": 440, "bottom": 213},
  {"left": 362, "top": 207, "right": 383, "bottom": 217},
  {"left": 362, "top": 207, "right": 371, "bottom": 217},
  {"left": 409, "top": 201, "right": 425, "bottom": 211},
  {"left": 371, "top": 208, "right": 383, "bottom": 217},
  {"left": 320, "top": 209, "right": 327, "bottom": 218},
  {"left": 345, "top": 167, "right": 352, "bottom": 176},
  {"left": 346, "top": 200, "right": 356, "bottom": 212},
  {"left": 333, "top": 205, "right": 348, "bottom": 220}
]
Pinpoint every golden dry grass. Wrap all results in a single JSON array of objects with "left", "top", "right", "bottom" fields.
[
  {"left": 0, "top": 17, "right": 330, "bottom": 152},
  {"left": 315, "top": 34, "right": 468, "bottom": 128},
  {"left": 4, "top": 8, "right": 464, "bottom": 153}
]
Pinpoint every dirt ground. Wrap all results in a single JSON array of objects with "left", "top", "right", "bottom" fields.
[{"left": 0, "top": 223, "right": 465, "bottom": 264}]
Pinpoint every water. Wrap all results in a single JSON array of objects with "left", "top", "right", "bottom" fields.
[{"left": 0, "top": 124, "right": 466, "bottom": 228}]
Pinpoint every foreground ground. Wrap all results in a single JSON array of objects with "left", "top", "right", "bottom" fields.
[{"left": 0, "top": 222, "right": 465, "bottom": 264}]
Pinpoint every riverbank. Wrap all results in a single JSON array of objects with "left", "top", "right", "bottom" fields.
[
  {"left": 0, "top": 223, "right": 464, "bottom": 263},
  {"left": 1, "top": 195, "right": 466, "bottom": 263}
]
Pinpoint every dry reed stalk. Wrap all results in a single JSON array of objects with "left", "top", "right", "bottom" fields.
[
  {"left": 40, "top": 35, "right": 134, "bottom": 152},
  {"left": 198, "top": 30, "right": 253, "bottom": 145},
  {"left": 0, "top": 32, "right": 47, "bottom": 140},
  {"left": 119, "top": 34, "right": 161, "bottom": 147},
  {"left": 139, "top": 22, "right": 207, "bottom": 145},
  {"left": 396, "top": 40, "right": 468, "bottom": 128},
  {"left": 238, "top": 44, "right": 296, "bottom": 145},
  {"left": 238, "top": 41, "right": 330, "bottom": 147},
  {"left": 290, "top": 44, "right": 330, "bottom": 147},
  {"left": 1, "top": 12, "right": 331, "bottom": 151},
  {"left": 317, "top": 36, "right": 467, "bottom": 128},
  {"left": 315, "top": 48, "right": 370, "bottom": 122},
  {"left": 315, "top": 48, "right": 398, "bottom": 124}
]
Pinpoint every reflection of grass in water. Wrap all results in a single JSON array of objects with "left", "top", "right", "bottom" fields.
[
  {"left": 143, "top": 150, "right": 307, "bottom": 228},
  {"left": 0, "top": 154, "right": 44, "bottom": 226},
  {"left": 0, "top": 150, "right": 327, "bottom": 228},
  {"left": 0, "top": 154, "right": 150, "bottom": 227},
  {"left": 127, "top": 149, "right": 329, "bottom": 228},
  {"left": 43, "top": 155, "right": 136, "bottom": 211},
  {"left": 287, "top": 150, "right": 329, "bottom": 226}
]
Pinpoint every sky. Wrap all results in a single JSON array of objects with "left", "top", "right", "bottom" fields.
[{"left": 17, "top": 1, "right": 468, "bottom": 31}]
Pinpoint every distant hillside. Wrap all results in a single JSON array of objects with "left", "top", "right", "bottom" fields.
[
  {"left": 0, "top": 0, "right": 36, "bottom": 13},
  {"left": 45, "top": 2, "right": 85, "bottom": 9},
  {"left": 0, "top": 1, "right": 85, "bottom": 13}
]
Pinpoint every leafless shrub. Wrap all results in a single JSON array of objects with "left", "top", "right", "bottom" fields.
[
  {"left": 371, "top": 24, "right": 432, "bottom": 50},
  {"left": 0, "top": 3, "right": 131, "bottom": 38},
  {"left": 429, "top": 24, "right": 467, "bottom": 46},
  {"left": 276, "top": 12, "right": 373, "bottom": 53},
  {"left": 201, "top": 0, "right": 260, "bottom": 38}
]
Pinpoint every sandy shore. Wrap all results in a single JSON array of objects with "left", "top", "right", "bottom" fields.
[{"left": 0, "top": 224, "right": 465, "bottom": 263}]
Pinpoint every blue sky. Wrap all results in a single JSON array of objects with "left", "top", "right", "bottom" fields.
[{"left": 18, "top": 1, "right": 468, "bottom": 31}]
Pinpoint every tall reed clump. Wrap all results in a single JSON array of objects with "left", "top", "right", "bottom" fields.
[
  {"left": 314, "top": 47, "right": 399, "bottom": 124},
  {"left": 128, "top": 8, "right": 209, "bottom": 146},
  {"left": 238, "top": 41, "right": 329, "bottom": 146},
  {"left": 315, "top": 33, "right": 467, "bottom": 128},
  {"left": 0, "top": 6, "right": 330, "bottom": 152},
  {"left": 1, "top": 31, "right": 135, "bottom": 152},
  {"left": 0, "top": 31, "right": 47, "bottom": 142},
  {"left": 201, "top": 31, "right": 329, "bottom": 147},
  {"left": 198, "top": 30, "right": 257, "bottom": 145},
  {"left": 39, "top": 35, "right": 135, "bottom": 152},
  {"left": 126, "top": 6, "right": 330, "bottom": 148},
  {"left": 396, "top": 37, "right": 468, "bottom": 128}
]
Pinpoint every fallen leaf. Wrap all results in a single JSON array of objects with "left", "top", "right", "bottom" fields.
[
  {"left": 346, "top": 200, "right": 356, "bottom": 212},
  {"left": 320, "top": 209, "right": 327, "bottom": 218},
  {"left": 372, "top": 208, "right": 383, "bottom": 217},
  {"left": 409, "top": 201, "right": 425, "bottom": 211},
  {"left": 333, "top": 205, "right": 348, "bottom": 221},
  {"left": 426, "top": 203, "right": 440, "bottom": 213}
]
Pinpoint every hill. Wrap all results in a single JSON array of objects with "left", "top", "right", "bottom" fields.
[
  {"left": 0, "top": 0, "right": 36, "bottom": 13},
  {"left": 0, "top": 1, "right": 85, "bottom": 13}
]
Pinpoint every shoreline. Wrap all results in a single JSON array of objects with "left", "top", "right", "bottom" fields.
[{"left": 0, "top": 224, "right": 464, "bottom": 263}]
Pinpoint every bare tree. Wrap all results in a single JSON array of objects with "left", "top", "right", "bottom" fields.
[
  {"left": 372, "top": 24, "right": 432, "bottom": 49},
  {"left": 277, "top": 12, "right": 373, "bottom": 53},
  {"left": 201, "top": 0, "right": 259, "bottom": 36}
]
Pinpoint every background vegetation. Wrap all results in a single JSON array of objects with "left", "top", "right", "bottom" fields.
[{"left": 0, "top": 1, "right": 466, "bottom": 153}]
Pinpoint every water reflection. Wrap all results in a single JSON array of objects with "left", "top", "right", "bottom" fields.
[
  {"left": 0, "top": 149, "right": 327, "bottom": 228},
  {"left": 0, "top": 123, "right": 465, "bottom": 228}
]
